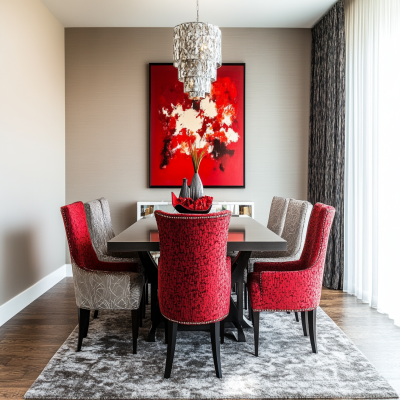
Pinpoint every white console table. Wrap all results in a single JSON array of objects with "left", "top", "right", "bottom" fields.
[{"left": 137, "top": 201, "right": 255, "bottom": 221}]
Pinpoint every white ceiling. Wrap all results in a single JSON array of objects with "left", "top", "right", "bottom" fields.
[{"left": 41, "top": 0, "right": 337, "bottom": 28}]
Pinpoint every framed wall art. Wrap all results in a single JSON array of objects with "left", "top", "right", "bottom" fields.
[{"left": 149, "top": 63, "right": 245, "bottom": 188}]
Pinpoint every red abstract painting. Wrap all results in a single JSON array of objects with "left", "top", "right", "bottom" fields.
[{"left": 149, "top": 63, "right": 245, "bottom": 187}]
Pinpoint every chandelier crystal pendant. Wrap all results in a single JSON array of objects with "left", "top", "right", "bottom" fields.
[{"left": 173, "top": 0, "right": 221, "bottom": 101}]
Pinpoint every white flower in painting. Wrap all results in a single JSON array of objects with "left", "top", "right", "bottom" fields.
[
  {"left": 224, "top": 128, "right": 239, "bottom": 143},
  {"left": 200, "top": 96, "right": 218, "bottom": 118},
  {"left": 171, "top": 106, "right": 202, "bottom": 136}
]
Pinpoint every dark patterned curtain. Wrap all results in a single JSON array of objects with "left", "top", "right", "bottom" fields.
[{"left": 308, "top": 0, "right": 345, "bottom": 290}]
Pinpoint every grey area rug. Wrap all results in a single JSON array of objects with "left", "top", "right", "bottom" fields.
[{"left": 25, "top": 307, "right": 398, "bottom": 399}]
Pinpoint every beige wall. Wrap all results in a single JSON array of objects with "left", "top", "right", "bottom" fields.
[
  {"left": 0, "top": 0, "right": 65, "bottom": 306},
  {"left": 66, "top": 28, "right": 310, "bottom": 259}
]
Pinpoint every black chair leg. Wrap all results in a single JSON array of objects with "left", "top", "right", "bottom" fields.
[
  {"left": 253, "top": 311, "right": 260, "bottom": 356},
  {"left": 248, "top": 297, "right": 254, "bottom": 324},
  {"left": 295, "top": 312, "right": 299, "bottom": 322},
  {"left": 164, "top": 318, "right": 169, "bottom": 344},
  {"left": 131, "top": 309, "right": 139, "bottom": 354},
  {"left": 141, "top": 289, "right": 146, "bottom": 319},
  {"left": 244, "top": 284, "right": 248, "bottom": 309},
  {"left": 77, "top": 308, "right": 90, "bottom": 352},
  {"left": 137, "top": 307, "right": 141, "bottom": 335},
  {"left": 139, "top": 302, "right": 143, "bottom": 328},
  {"left": 307, "top": 309, "right": 318, "bottom": 353},
  {"left": 301, "top": 311, "right": 309, "bottom": 336},
  {"left": 145, "top": 283, "right": 149, "bottom": 305},
  {"left": 165, "top": 321, "right": 178, "bottom": 378},
  {"left": 210, "top": 322, "right": 222, "bottom": 378},
  {"left": 220, "top": 319, "right": 225, "bottom": 344},
  {"left": 83, "top": 309, "right": 90, "bottom": 338},
  {"left": 93, "top": 310, "right": 99, "bottom": 319}
]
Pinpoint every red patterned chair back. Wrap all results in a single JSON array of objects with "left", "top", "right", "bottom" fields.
[
  {"left": 300, "top": 202, "right": 336, "bottom": 270},
  {"left": 155, "top": 210, "right": 232, "bottom": 325},
  {"left": 61, "top": 201, "right": 99, "bottom": 270}
]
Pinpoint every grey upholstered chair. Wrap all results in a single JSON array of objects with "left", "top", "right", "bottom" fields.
[
  {"left": 249, "top": 199, "right": 313, "bottom": 271},
  {"left": 267, "top": 196, "right": 290, "bottom": 236},
  {"left": 73, "top": 264, "right": 145, "bottom": 353},
  {"left": 61, "top": 201, "right": 145, "bottom": 354},
  {"left": 84, "top": 198, "right": 146, "bottom": 319},
  {"left": 84, "top": 198, "right": 142, "bottom": 266}
]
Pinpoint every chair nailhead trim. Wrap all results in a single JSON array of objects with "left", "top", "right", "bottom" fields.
[
  {"left": 162, "top": 312, "right": 229, "bottom": 325},
  {"left": 253, "top": 307, "right": 317, "bottom": 312},
  {"left": 156, "top": 211, "right": 231, "bottom": 220}
]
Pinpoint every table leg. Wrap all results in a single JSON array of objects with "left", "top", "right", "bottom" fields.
[
  {"left": 138, "top": 251, "right": 161, "bottom": 342},
  {"left": 228, "top": 251, "right": 252, "bottom": 341},
  {"left": 147, "top": 280, "right": 161, "bottom": 342},
  {"left": 228, "top": 298, "right": 246, "bottom": 342}
]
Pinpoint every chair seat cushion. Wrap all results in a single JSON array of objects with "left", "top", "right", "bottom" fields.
[
  {"left": 244, "top": 256, "right": 300, "bottom": 283},
  {"left": 96, "top": 254, "right": 142, "bottom": 273},
  {"left": 93, "top": 259, "right": 139, "bottom": 273}
]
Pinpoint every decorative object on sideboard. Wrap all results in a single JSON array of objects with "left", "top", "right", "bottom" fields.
[
  {"left": 173, "top": 0, "right": 221, "bottom": 101},
  {"left": 172, "top": 192, "right": 213, "bottom": 214},
  {"left": 179, "top": 178, "right": 190, "bottom": 198},
  {"left": 190, "top": 173, "right": 203, "bottom": 200},
  {"left": 189, "top": 143, "right": 207, "bottom": 200},
  {"left": 141, "top": 205, "right": 154, "bottom": 218}
]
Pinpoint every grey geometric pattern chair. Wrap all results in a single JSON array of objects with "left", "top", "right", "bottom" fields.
[
  {"left": 61, "top": 201, "right": 145, "bottom": 354},
  {"left": 267, "top": 196, "right": 290, "bottom": 236},
  {"left": 84, "top": 198, "right": 143, "bottom": 268},
  {"left": 248, "top": 199, "right": 313, "bottom": 272},
  {"left": 72, "top": 263, "right": 144, "bottom": 353},
  {"left": 84, "top": 198, "right": 146, "bottom": 319}
]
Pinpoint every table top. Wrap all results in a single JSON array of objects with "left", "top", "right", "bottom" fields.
[{"left": 108, "top": 216, "right": 287, "bottom": 253}]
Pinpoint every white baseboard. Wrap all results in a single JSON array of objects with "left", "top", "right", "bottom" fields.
[
  {"left": 66, "top": 264, "right": 72, "bottom": 277},
  {"left": 0, "top": 264, "right": 70, "bottom": 327}
]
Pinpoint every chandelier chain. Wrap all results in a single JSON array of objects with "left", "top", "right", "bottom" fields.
[{"left": 197, "top": 0, "right": 199, "bottom": 22}]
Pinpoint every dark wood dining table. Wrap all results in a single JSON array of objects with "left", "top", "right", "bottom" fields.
[{"left": 108, "top": 215, "right": 286, "bottom": 342}]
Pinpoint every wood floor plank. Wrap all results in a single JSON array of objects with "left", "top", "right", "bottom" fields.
[{"left": 0, "top": 279, "right": 399, "bottom": 400}]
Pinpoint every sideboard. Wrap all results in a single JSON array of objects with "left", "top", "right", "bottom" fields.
[{"left": 137, "top": 201, "right": 255, "bottom": 221}]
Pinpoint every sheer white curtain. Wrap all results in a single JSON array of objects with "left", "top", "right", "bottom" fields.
[{"left": 344, "top": 0, "right": 400, "bottom": 326}]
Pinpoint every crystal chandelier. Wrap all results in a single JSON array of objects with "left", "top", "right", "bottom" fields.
[{"left": 173, "top": 0, "right": 221, "bottom": 101}]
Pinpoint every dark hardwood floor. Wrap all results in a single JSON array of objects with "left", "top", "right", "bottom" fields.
[{"left": 0, "top": 278, "right": 399, "bottom": 399}]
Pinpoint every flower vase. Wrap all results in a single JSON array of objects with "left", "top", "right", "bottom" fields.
[
  {"left": 190, "top": 173, "right": 204, "bottom": 201},
  {"left": 179, "top": 178, "right": 189, "bottom": 198}
]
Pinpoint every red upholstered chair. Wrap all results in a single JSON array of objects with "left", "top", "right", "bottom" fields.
[
  {"left": 61, "top": 202, "right": 144, "bottom": 353},
  {"left": 155, "top": 210, "right": 231, "bottom": 379},
  {"left": 248, "top": 203, "right": 335, "bottom": 356}
]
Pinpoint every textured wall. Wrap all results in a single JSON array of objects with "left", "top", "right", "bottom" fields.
[
  {"left": 65, "top": 28, "right": 311, "bottom": 261},
  {"left": 0, "top": 0, "right": 65, "bottom": 306}
]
